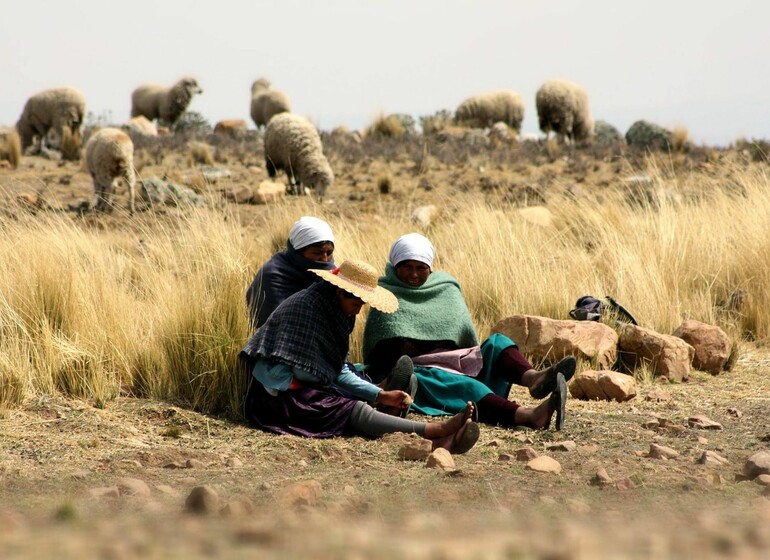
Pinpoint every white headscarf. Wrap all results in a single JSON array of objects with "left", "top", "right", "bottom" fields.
[
  {"left": 388, "top": 233, "right": 435, "bottom": 268},
  {"left": 288, "top": 216, "right": 335, "bottom": 250}
]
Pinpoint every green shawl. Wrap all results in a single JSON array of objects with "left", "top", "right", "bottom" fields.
[{"left": 362, "top": 263, "right": 479, "bottom": 360}]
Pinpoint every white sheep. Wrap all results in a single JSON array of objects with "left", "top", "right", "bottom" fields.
[
  {"left": 250, "top": 77, "right": 291, "bottom": 128},
  {"left": 454, "top": 91, "right": 525, "bottom": 131},
  {"left": 535, "top": 79, "right": 593, "bottom": 143},
  {"left": 130, "top": 77, "right": 202, "bottom": 127},
  {"left": 84, "top": 128, "right": 136, "bottom": 214},
  {"left": 16, "top": 86, "right": 86, "bottom": 154},
  {"left": 264, "top": 113, "right": 333, "bottom": 198},
  {"left": 122, "top": 115, "right": 158, "bottom": 138}
]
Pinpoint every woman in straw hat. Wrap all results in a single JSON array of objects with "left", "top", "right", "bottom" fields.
[
  {"left": 244, "top": 216, "right": 418, "bottom": 411},
  {"left": 239, "top": 259, "right": 480, "bottom": 452},
  {"left": 362, "top": 233, "right": 574, "bottom": 431}
]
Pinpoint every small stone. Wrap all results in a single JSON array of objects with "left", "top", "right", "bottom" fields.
[
  {"left": 185, "top": 459, "right": 206, "bottom": 469},
  {"left": 280, "top": 480, "right": 323, "bottom": 507},
  {"left": 514, "top": 448, "right": 539, "bottom": 461},
  {"left": 259, "top": 481, "right": 272, "bottom": 491},
  {"left": 744, "top": 451, "right": 770, "bottom": 479},
  {"left": 526, "top": 456, "right": 562, "bottom": 474},
  {"left": 163, "top": 462, "right": 186, "bottom": 469},
  {"left": 645, "top": 388, "right": 672, "bottom": 402},
  {"left": 648, "top": 444, "right": 679, "bottom": 460},
  {"left": 688, "top": 414, "right": 723, "bottom": 430},
  {"left": 642, "top": 418, "right": 661, "bottom": 430},
  {"left": 186, "top": 485, "right": 220, "bottom": 514},
  {"left": 497, "top": 453, "right": 514, "bottom": 462},
  {"left": 591, "top": 467, "right": 613, "bottom": 486},
  {"left": 698, "top": 450, "right": 729, "bottom": 466},
  {"left": 116, "top": 478, "right": 151, "bottom": 497},
  {"left": 426, "top": 448, "right": 456, "bottom": 472},
  {"left": 756, "top": 475, "right": 770, "bottom": 486},
  {"left": 578, "top": 444, "right": 599, "bottom": 455},
  {"left": 696, "top": 436, "right": 709, "bottom": 445},
  {"left": 398, "top": 439, "right": 432, "bottom": 461},
  {"left": 226, "top": 457, "right": 244, "bottom": 468},
  {"left": 297, "top": 460, "right": 308, "bottom": 468},
  {"left": 544, "top": 441, "right": 576, "bottom": 452},
  {"left": 220, "top": 500, "right": 254, "bottom": 517},
  {"left": 484, "top": 439, "right": 502, "bottom": 447},
  {"left": 514, "top": 434, "right": 534, "bottom": 444},
  {"left": 71, "top": 469, "right": 91, "bottom": 480},
  {"left": 727, "top": 407, "right": 742, "bottom": 418},
  {"left": 615, "top": 478, "right": 637, "bottom": 491}
]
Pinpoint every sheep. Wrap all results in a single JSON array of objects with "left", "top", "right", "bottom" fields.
[
  {"left": 0, "top": 128, "right": 21, "bottom": 169},
  {"left": 454, "top": 91, "right": 525, "bottom": 131},
  {"left": 250, "top": 77, "right": 291, "bottom": 128},
  {"left": 84, "top": 128, "right": 136, "bottom": 214},
  {"left": 122, "top": 115, "right": 158, "bottom": 138},
  {"left": 130, "top": 77, "right": 202, "bottom": 127},
  {"left": 16, "top": 86, "right": 86, "bottom": 155},
  {"left": 535, "top": 79, "right": 593, "bottom": 143},
  {"left": 264, "top": 113, "right": 334, "bottom": 198}
]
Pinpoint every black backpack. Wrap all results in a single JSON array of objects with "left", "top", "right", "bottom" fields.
[{"left": 569, "top": 295, "right": 638, "bottom": 326}]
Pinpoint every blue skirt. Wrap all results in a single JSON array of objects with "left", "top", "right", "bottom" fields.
[{"left": 411, "top": 333, "right": 516, "bottom": 416}]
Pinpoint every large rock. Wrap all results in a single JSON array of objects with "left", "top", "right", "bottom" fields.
[
  {"left": 492, "top": 315, "right": 618, "bottom": 369},
  {"left": 569, "top": 370, "right": 637, "bottom": 402},
  {"left": 672, "top": 319, "right": 731, "bottom": 374},
  {"left": 743, "top": 452, "right": 770, "bottom": 480},
  {"left": 625, "top": 120, "right": 672, "bottom": 150},
  {"left": 617, "top": 324, "right": 693, "bottom": 382}
]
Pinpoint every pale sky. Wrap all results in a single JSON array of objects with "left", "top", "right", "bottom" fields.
[{"left": 2, "top": 0, "right": 768, "bottom": 146}]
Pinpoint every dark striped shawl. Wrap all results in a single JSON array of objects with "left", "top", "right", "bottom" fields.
[{"left": 240, "top": 281, "right": 353, "bottom": 385}]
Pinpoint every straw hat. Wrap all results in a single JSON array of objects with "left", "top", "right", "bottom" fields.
[{"left": 312, "top": 260, "right": 399, "bottom": 313}]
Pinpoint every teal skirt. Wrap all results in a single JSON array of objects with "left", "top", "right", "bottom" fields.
[{"left": 410, "top": 333, "right": 516, "bottom": 416}]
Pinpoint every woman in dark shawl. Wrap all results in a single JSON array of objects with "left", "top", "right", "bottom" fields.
[
  {"left": 246, "top": 216, "right": 336, "bottom": 331},
  {"left": 239, "top": 259, "right": 479, "bottom": 453}
]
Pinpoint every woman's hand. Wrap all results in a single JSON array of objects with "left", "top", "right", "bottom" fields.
[{"left": 376, "top": 390, "right": 411, "bottom": 410}]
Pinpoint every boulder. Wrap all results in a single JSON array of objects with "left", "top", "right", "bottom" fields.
[
  {"left": 625, "top": 120, "right": 672, "bottom": 150},
  {"left": 672, "top": 319, "right": 731, "bottom": 374},
  {"left": 570, "top": 370, "right": 636, "bottom": 402},
  {"left": 617, "top": 324, "right": 693, "bottom": 382},
  {"left": 492, "top": 315, "right": 618, "bottom": 369}
]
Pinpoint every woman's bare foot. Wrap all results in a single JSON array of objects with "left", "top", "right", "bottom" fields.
[
  {"left": 423, "top": 402, "right": 475, "bottom": 440},
  {"left": 429, "top": 418, "right": 480, "bottom": 454},
  {"left": 514, "top": 399, "right": 554, "bottom": 430}
]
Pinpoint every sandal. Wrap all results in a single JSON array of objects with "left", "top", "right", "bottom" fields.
[
  {"left": 530, "top": 356, "right": 576, "bottom": 399},
  {"left": 450, "top": 421, "right": 480, "bottom": 454},
  {"left": 547, "top": 372, "right": 567, "bottom": 431}
]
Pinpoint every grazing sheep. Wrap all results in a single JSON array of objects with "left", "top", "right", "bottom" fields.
[
  {"left": 85, "top": 128, "right": 136, "bottom": 214},
  {"left": 264, "top": 113, "right": 333, "bottom": 198},
  {"left": 130, "top": 77, "right": 202, "bottom": 127},
  {"left": 16, "top": 86, "right": 86, "bottom": 154},
  {"left": 535, "top": 79, "right": 593, "bottom": 143},
  {"left": 250, "top": 77, "right": 291, "bottom": 128},
  {"left": 454, "top": 91, "right": 525, "bottom": 131}
]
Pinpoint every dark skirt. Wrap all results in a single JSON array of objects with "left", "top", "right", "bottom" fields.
[{"left": 244, "top": 379, "right": 358, "bottom": 438}]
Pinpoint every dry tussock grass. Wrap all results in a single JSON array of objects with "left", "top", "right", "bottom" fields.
[
  {"left": 2, "top": 156, "right": 770, "bottom": 415},
  {"left": 0, "top": 129, "right": 21, "bottom": 169}
]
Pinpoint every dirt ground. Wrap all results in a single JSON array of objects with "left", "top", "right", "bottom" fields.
[{"left": 1, "top": 139, "right": 769, "bottom": 558}]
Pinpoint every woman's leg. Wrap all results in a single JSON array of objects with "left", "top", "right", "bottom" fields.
[
  {"left": 348, "top": 402, "right": 479, "bottom": 452},
  {"left": 476, "top": 393, "right": 555, "bottom": 430},
  {"left": 494, "top": 347, "right": 576, "bottom": 399}
]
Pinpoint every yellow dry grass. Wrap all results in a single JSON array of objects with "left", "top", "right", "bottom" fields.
[{"left": 2, "top": 156, "right": 770, "bottom": 416}]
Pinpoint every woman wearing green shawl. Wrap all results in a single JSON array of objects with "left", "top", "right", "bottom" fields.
[{"left": 362, "top": 233, "right": 575, "bottom": 430}]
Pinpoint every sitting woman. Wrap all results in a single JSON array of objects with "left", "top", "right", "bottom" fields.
[
  {"left": 362, "top": 233, "right": 576, "bottom": 431},
  {"left": 244, "top": 216, "right": 417, "bottom": 408},
  {"left": 239, "top": 259, "right": 479, "bottom": 452},
  {"left": 246, "top": 216, "right": 336, "bottom": 330}
]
